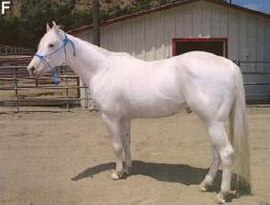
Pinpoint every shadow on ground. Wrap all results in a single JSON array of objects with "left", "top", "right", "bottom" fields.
[{"left": 71, "top": 160, "right": 233, "bottom": 192}]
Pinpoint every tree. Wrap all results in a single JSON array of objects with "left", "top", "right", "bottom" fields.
[{"left": 0, "top": 0, "right": 173, "bottom": 48}]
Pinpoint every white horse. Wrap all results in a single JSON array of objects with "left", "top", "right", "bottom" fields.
[{"left": 27, "top": 22, "right": 251, "bottom": 203}]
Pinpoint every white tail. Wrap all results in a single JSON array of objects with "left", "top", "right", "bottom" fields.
[{"left": 229, "top": 65, "right": 251, "bottom": 194}]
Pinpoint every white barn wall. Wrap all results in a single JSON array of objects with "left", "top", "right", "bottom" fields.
[
  {"left": 134, "top": 16, "right": 145, "bottom": 59},
  {"left": 228, "top": 8, "right": 239, "bottom": 60},
  {"left": 265, "top": 21, "right": 270, "bottom": 62},
  {"left": 192, "top": 2, "right": 203, "bottom": 37},
  {"left": 77, "top": 1, "right": 270, "bottom": 64},
  {"left": 238, "top": 12, "right": 248, "bottom": 61},
  {"left": 75, "top": 1, "right": 270, "bottom": 104}
]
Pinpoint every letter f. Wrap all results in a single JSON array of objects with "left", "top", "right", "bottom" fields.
[{"left": 2, "top": 1, "right": 11, "bottom": 15}]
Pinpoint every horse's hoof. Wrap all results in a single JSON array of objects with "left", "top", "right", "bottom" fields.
[
  {"left": 111, "top": 172, "right": 120, "bottom": 180},
  {"left": 124, "top": 166, "right": 132, "bottom": 175},
  {"left": 199, "top": 177, "right": 213, "bottom": 192},
  {"left": 215, "top": 193, "right": 226, "bottom": 204},
  {"left": 110, "top": 171, "right": 123, "bottom": 180},
  {"left": 199, "top": 183, "right": 209, "bottom": 192}
]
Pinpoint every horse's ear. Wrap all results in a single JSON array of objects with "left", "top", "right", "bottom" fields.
[
  {"left": 52, "top": 21, "right": 57, "bottom": 27},
  {"left": 52, "top": 21, "right": 61, "bottom": 34},
  {"left": 46, "top": 23, "right": 51, "bottom": 33}
]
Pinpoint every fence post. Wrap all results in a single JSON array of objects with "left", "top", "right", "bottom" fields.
[
  {"left": 12, "top": 68, "right": 19, "bottom": 112},
  {"left": 35, "top": 77, "right": 39, "bottom": 87},
  {"left": 64, "top": 66, "right": 70, "bottom": 111}
]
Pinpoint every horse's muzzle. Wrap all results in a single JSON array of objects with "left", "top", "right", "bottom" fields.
[{"left": 27, "top": 66, "right": 36, "bottom": 76}]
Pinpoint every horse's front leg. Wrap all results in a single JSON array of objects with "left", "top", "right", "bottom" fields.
[
  {"left": 121, "top": 118, "right": 132, "bottom": 175},
  {"left": 102, "top": 113, "right": 125, "bottom": 180}
]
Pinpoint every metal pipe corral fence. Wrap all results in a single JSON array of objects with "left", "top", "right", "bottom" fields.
[
  {"left": 0, "top": 63, "right": 91, "bottom": 113},
  {"left": 0, "top": 57, "right": 270, "bottom": 113},
  {"left": 235, "top": 61, "right": 270, "bottom": 104}
]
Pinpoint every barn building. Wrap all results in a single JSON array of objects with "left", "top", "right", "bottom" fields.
[{"left": 69, "top": 0, "right": 270, "bottom": 104}]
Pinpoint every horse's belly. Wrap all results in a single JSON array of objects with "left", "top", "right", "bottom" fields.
[
  {"left": 93, "top": 67, "right": 186, "bottom": 118},
  {"left": 95, "top": 91, "right": 186, "bottom": 118},
  {"left": 122, "top": 98, "right": 187, "bottom": 118}
]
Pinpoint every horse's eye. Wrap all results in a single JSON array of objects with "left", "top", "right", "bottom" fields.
[{"left": 49, "top": 44, "right": 54, "bottom": 48}]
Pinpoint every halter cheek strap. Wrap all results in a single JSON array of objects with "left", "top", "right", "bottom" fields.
[{"left": 35, "top": 33, "right": 76, "bottom": 84}]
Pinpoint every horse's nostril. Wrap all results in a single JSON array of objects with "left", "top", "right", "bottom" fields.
[
  {"left": 30, "top": 66, "right": 35, "bottom": 73},
  {"left": 28, "top": 66, "right": 36, "bottom": 76},
  {"left": 28, "top": 66, "right": 35, "bottom": 73}
]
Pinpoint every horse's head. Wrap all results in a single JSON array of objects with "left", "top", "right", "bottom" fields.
[{"left": 27, "top": 21, "right": 67, "bottom": 77}]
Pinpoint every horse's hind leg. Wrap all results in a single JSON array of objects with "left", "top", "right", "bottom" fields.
[
  {"left": 200, "top": 145, "right": 221, "bottom": 191},
  {"left": 121, "top": 118, "right": 132, "bottom": 175},
  {"left": 102, "top": 113, "right": 125, "bottom": 180},
  {"left": 208, "top": 122, "right": 234, "bottom": 203}
]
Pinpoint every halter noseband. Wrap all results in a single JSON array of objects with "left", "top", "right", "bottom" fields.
[{"left": 35, "top": 32, "right": 76, "bottom": 84}]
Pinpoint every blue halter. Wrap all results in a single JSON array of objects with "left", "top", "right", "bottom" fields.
[{"left": 35, "top": 32, "right": 76, "bottom": 85}]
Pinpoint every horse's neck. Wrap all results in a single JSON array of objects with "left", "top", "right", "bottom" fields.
[{"left": 66, "top": 34, "right": 109, "bottom": 86}]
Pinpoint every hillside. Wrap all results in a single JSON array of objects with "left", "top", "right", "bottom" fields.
[
  {"left": 1, "top": 0, "right": 176, "bottom": 48},
  {"left": 8, "top": 0, "right": 172, "bottom": 18}
]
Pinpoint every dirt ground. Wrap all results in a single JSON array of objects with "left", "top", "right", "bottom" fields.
[{"left": 0, "top": 108, "right": 269, "bottom": 205}]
